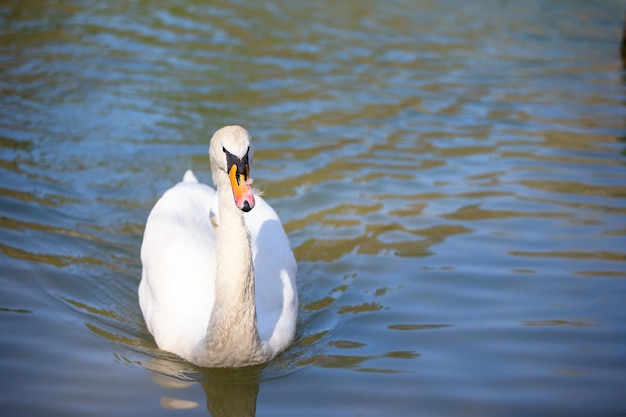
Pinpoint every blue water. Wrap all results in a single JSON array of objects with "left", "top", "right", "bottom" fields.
[{"left": 1, "top": 1, "right": 625, "bottom": 416}]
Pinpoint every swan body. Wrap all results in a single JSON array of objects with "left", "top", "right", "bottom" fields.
[{"left": 139, "top": 126, "right": 298, "bottom": 367}]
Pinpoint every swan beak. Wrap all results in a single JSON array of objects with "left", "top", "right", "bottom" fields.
[{"left": 228, "top": 164, "right": 255, "bottom": 212}]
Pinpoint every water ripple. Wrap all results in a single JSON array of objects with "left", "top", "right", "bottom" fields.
[{"left": 1, "top": 0, "right": 625, "bottom": 415}]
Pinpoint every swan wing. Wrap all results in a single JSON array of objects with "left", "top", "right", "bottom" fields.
[
  {"left": 245, "top": 195, "right": 298, "bottom": 353},
  {"left": 139, "top": 177, "right": 217, "bottom": 360}
]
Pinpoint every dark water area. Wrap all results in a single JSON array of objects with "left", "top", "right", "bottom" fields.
[{"left": 1, "top": 1, "right": 626, "bottom": 416}]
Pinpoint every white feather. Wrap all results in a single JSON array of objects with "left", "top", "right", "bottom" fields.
[{"left": 139, "top": 126, "right": 298, "bottom": 367}]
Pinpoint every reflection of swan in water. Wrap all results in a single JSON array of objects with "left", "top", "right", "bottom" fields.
[
  {"left": 139, "top": 125, "right": 298, "bottom": 367},
  {"left": 201, "top": 367, "right": 261, "bottom": 417},
  {"left": 145, "top": 357, "right": 261, "bottom": 417}
]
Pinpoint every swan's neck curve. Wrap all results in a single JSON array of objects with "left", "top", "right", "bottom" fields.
[{"left": 196, "top": 168, "right": 267, "bottom": 367}]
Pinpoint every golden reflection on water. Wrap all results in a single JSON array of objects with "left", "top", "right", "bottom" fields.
[{"left": 295, "top": 223, "right": 472, "bottom": 261}]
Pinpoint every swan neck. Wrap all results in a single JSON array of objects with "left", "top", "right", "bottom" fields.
[{"left": 201, "top": 168, "right": 265, "bottom": 365}]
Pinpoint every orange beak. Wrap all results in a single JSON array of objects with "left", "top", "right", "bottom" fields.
[{"left": 228, "top": 164, "right": 255, "bottom": 212}]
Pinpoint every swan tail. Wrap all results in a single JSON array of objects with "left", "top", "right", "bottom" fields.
[{"left": 183, "top": 170, "right": 199, "bottom": 183}]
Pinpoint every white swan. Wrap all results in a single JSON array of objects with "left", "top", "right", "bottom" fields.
[{"left": 139, "top": 125, "right": 298, "bottom": 367}]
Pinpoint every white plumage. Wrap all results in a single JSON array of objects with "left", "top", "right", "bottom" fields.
[{"left": 139, "top": 126, "right": 298, "bottom": 367}]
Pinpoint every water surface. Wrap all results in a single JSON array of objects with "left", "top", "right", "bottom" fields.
[{"left": 1, "top": 1, "right": 626, "bottom": 416}]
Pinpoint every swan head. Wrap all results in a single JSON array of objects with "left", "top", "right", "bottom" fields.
[{"left": 209, "top": 125, "right": 256, "bottom": 212}]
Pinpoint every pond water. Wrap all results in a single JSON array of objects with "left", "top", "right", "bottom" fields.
[{"left": 1, "top": 0, "right": 626, "bottom": 416}]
